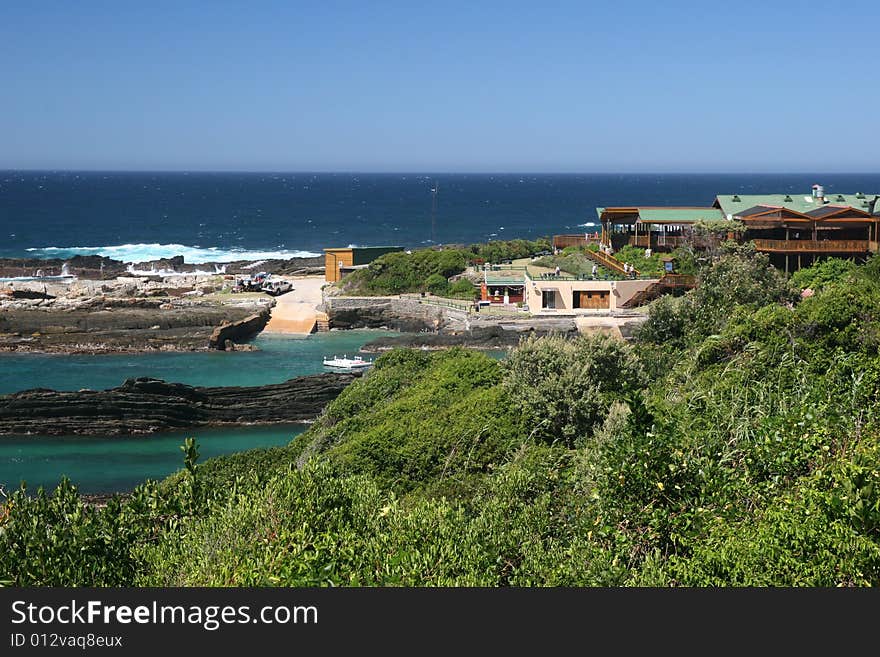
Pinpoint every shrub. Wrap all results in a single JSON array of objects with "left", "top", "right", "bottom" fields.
[
  {"left": 296, "top": 348, "right": 526, "bottom": 492},
  {"left": 424, "top": 273, "right": 450, "bottom": 295},
  {"left": 790, "top": 257, "right": 857, "bottom": 291},
  {"left": 341, "top": 248, "right": 468, "bottom": 295},
  {"left": 503, "top": 333, "right": 645, "bottom": 446},
  {"left": 449, "top": 278, "right": 478, "bottom": 298}
]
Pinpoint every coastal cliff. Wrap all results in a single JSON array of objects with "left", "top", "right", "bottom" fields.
[{"left": 0, "top": 373, "right": 357, "bottom": 435}]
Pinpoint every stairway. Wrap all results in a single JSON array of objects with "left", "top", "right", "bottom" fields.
[
  {"left": 620, "top": 274, "right": 696, "bottom": 309},
  {"left": 583, "top": 249, "right": 638, "bottom": 276}
]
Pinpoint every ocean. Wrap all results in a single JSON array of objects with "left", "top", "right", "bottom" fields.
[{"left": 4, "top": 172, "right": 880, "bottom": 263}]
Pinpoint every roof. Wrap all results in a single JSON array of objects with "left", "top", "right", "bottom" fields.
[
  {"left": 715, "top": 194, "right": 879, "bottom": 218},
  {"left": 324, "top": 246, "right": 403, "bottom": 253},
  {"left": 484, "top": 269, "right": 526, "bottom": 285},
  {"left": 598, "top": 207, "right": 725, "bottom": 224},
  {"left": 636, "top": 208, "right": 726, "bottom": 223}
]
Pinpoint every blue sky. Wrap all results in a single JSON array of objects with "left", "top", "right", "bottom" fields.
[{"left": 2, "top": 1, "right": 878, "bottom": 172}]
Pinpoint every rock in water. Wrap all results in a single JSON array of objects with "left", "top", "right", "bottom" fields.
[{"left": 0, "top": 373, "right": 359, "bottom": 435}]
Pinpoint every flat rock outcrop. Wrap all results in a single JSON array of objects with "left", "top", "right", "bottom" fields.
[
  {"left": 0, "top": 373, "right": 358, "bottom": 436},
  {"left": 324, "top": 297, "right": 457, "bottom": 332},
  {"left": 0, "top": 301, "right": 270, "bottom": 353},
  {"left": 208, "top": 308, "right": 272, "bottom": 349}
]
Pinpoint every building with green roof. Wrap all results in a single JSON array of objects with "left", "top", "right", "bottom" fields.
[
  {"left": 580, "top": 184, "right": 880, "bottom": 272},
  {"left": 595, "top": 206, "right": 727, "bottom": 253}
]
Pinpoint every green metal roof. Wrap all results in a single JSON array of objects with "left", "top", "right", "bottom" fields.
[
  {"left": 596, "top": 207, "right": 724, "bottom": 224},
  {"left": 484, "top": 269, "right": 525, "bottom": 285},
  {"left": 715, "top": 194, "right": 879, "bottom": 218},
  {"left": 636, "top": 208, "right": 725, "bottom": 223}
]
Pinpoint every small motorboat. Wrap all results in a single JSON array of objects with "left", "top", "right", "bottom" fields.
[{"left": 322, "top": 354, "right": 374, "bottom": 372}]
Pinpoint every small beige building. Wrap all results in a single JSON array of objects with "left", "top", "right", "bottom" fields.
[{"left": 525, "top": 272, "right": 655, "bottom": 313}]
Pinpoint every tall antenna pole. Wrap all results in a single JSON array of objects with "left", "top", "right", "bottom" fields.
[{"left": 430, "top": 180, "right": 439, "bottom": 244}]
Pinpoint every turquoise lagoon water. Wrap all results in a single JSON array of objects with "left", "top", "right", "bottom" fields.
[
  {"left": 0, "top": 330, "right": 509, "bottom": 492},
  {"left": 0, "top": 424, "right": 306, "bottom": 494},
  {"left": 0, "top": 330, "right": 397, "bottom": 493},
  {"left": 0, "top": 330, "right": 400, "bottom": 395}
]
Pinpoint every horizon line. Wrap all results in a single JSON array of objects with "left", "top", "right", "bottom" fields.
[{"left": 3, "top": 168, "right": 880, "bottom": 176}]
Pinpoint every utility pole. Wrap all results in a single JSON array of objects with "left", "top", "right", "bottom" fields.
[{"left": 430, "top": 180, "right": 439, "bottom": 244}]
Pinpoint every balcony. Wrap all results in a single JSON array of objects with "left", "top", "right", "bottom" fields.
[
  {"left": 752, "top": 239, "right": 870, "bottom": 253},
  {"left": 553, "top": 234, "right": 602, "bottom": 249},
  {"left": 627, "top": 234, "right": 720, "bottom": 250}
]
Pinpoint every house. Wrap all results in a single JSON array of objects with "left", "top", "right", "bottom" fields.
[
  {"left": 562, "top": 184, "right": 880, "bottom": 273},
  {"left": 713, "top": 186, "right": 880, "bottom": 271},
  {"left": 596, "top": 207, "right": 728, "bottom": 253}
]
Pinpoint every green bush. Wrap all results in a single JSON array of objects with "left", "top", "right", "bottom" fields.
[
  {"left": 424, "top": 273, "right": 450, "bottom": 295},
  {"left": 790, "top": 257, "right": 857, "bottom": 291},
  {"left": 612, "top": 245, "right": 664, "bottom": 277},
  {"left": 9, "top": 255, "right": 880, "bottom": 587},
  {"left": 341, "top": 248, "right": 468, "bottom": 295},
  {"left": 467, "top": 238, "right": 551, "bottom": 264},
  {"left": 296, "top": 348, "right": 526, "bottom": 492},
  {"left": 503, "top": 333, "right": 645, "bottom": 446},
  {"left": 448, "top": 278, "right": 478, "bottom": 299}
]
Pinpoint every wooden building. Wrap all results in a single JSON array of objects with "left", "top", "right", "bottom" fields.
[
  {"left": 576, "top": 185, "right": 880, "bottom": 272},
  {"left": 596, "top": 207, "right": 726, "bottom": 252},
  {"left": 323, "top": 246, "right": 404, "bottom": 283},
  {"left": 714, "top": 189, "right": 880, "bottom": 272}
]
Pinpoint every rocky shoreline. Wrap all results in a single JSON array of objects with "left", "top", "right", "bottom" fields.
[
  {"left": 0, "top": 373, "right": 357, "bottom": 436},
  {"left": 0, "top": 254, "right": 328, "bottom": 353},
  {"left": 359, "top": 324, "right": 575, "bottom": 351},
  {"left": 0, "top": 301, "right": 273, "bottom": 354},
  {"left": 0, "top": 254, "right": 325, "bottom": 280}
]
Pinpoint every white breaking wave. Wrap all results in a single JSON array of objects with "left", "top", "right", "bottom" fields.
[
  {"left": 25, "top": 243, "right": 321, "bottom": 264},
  {"left": 124, "top": 264, "right": 227, "bottom": 277},
  {"left": 578, "top": 222, "right": 598, "bottom": 227}
]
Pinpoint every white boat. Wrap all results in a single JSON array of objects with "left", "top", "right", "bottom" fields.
[{"left": 322, "top": 354, "right": 373, "bottom": 372}]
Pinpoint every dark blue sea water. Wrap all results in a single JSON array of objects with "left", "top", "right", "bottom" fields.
[{"left": 3, "top": 172, "right": 880, "bottom": 263}]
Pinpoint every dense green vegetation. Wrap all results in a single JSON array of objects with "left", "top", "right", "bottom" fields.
[
  {"left": 533, "top": 247, "right": 622, "bottom": 279},
  {"left": 3, "top": 254, "right": 880, "bottom": 586},
  {"left": 533, "top": 244, "right": 695, "bottom": 278},
  {"left": 339, "top": 238, "right": 550, "bottom": 296}
]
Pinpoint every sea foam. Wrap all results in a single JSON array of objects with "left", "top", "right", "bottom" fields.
[{"left": 25, "top": 243, "right": 321, "bottom": 264}]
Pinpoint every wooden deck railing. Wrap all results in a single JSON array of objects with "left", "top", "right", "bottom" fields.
[
  {"left": 553, "top": 233, "right": 602, "bottom": 249},
  {"left": 661, "top": 274, "right": 697, "bottom": 288},
  {"left": 619, "top": 273, "right": 697, "bottom": 309},
  {"left": 752, "top": 239, "right": 870, "bottom": 253},
  {"left": 628, "top": 234, "right": 719, "bottom": 249}
]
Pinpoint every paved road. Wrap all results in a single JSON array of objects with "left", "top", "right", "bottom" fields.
[{"left": 263, "top": 276, "right": 326, "bottom": 334}]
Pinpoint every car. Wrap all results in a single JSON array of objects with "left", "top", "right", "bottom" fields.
[{"left": 261, "top": 279, "right": 293, "bottom": 296}]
